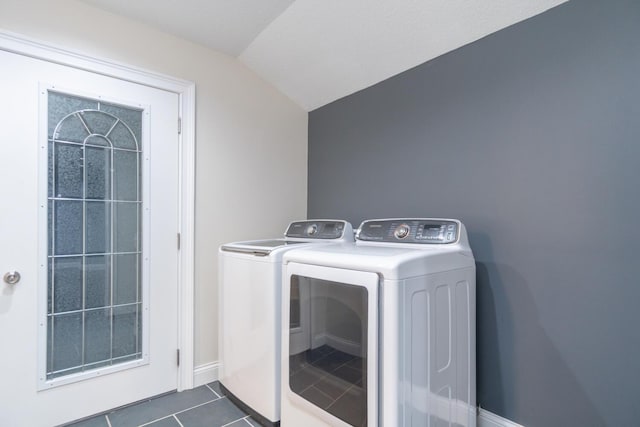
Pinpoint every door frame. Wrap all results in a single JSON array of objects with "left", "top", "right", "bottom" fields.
[{"left": 0, "top": 29, "right": 196, "bottom": 391}]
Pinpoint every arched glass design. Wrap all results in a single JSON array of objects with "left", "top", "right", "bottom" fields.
[{"left": 47, "top": 91, "right": 143, "bottom": 380}]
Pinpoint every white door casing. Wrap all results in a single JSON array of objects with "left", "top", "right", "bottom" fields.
[{"left": 0, "top": 31, "right": 195, "bottom": 427}]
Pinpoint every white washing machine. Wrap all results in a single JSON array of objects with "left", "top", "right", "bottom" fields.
[
  {"left": 281, "top": 218, "right": 476, "bottom": 427},
  {"left": 219, "top": 220, "right": 354, "bottom": 425}
]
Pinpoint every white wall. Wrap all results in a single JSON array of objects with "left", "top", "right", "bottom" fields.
[{"left": 0, "top": 0, "right": 308, "bottom": 368}]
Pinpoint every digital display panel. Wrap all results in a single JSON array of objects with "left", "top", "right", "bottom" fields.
[{"left": 422, "top": 224, "right": 442, "bottom": 238}]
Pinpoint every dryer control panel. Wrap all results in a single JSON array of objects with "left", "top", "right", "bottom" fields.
[
  {"left": 357, "top": 219, "right": 459, "bottom": 244},
  {"left": 285, "top": 220, "right": 348, "bottom": 239}
]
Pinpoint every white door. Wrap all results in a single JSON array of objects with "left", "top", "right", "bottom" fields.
[{"left": 0, "top": 49, "right": 180, "bottom": 426}]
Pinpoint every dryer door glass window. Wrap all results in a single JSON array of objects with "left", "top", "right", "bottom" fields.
[{"left": 289, "top": 275, "right": 368, "bottom": 426}]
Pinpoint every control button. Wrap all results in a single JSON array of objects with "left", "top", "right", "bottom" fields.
[
  {"left": 306, "top": 224, "right": 318, "bottom": 235},
  {"left": 447, "top": 232, "right": 454, "bottom": 240},
  {"left": 448, "top": 225, "right": 455, "bottom": 231},
  {"left": 394, "top": 224, "right": 410, "bottom": 239}
]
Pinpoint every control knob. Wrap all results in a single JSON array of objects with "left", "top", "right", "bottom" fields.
[{"left": 394, "top": 224, "right": 410, "bottom": 239}]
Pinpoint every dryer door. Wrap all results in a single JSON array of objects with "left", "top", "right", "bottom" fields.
[{"left": 283, "top": 263, "right": 378, "bottom": 427}]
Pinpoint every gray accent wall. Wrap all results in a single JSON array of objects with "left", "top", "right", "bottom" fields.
[{"left": 307, "top": 0, "right": 640, "bottom": 425}]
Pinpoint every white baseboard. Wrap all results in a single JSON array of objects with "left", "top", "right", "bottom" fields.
[
  {"left": 193, "top": 362, "right": 219, "bottom": 387},
  {"left": 478, "top": 408, "right": 524, "bottom": 427}
]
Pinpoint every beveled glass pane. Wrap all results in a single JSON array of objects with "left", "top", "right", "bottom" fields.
[
  {"left": 86, "top": 201, "right": 111, "bottom": 254},
  {"left": 47, "top": 258, "right": 53, "bottom": 315},
  {"left": 48, "top": 200, "right": 53, "bottom": 255},
  {"left": 50, "top": 312, "right": 83, "bottom": 374},
  {"left": 138, "top": 306, "right": 142, "bottom": 353},
  {"left": 80, "top": 111, "right": 117, "bottom": 136},
  {"left": 113, "top": 254, "right": 138, "bottom": 305},
  {"left": 47, "top": 317, "right": 53, "bottom": 374},
  {"left": 85, "top": 135, "right": 110, "bottom": 147},
  {"left": 53, "top": 256, "right": 83, "bottom": 313},
  {"left": 108, "top": 121, "right": 138, "bottom": 150},
  {"left": 85, "top": 146, "right": 111, "bottom": 199},
  {"left": 114, "top": 202, "right": 138, "bottom": 252},
  {"left": 46, "top": 91, "right": 145, "bottom": 382},
  {"left": 115, "top": 354, "right": 139, "bottom": 364},
  {"left": 84, "top": 309, "right": 111, "bottom": 364},
  {"left": 85, "top": 360, "right": 111, "bottom": 370},
  {"left": 48, "top": 140, "right": 54, "bottom": 197},
  {"left": 54, "top": 143, "right": 83, "bottom": 198},
  {"left": 54, "top": 200, "right": 82, "bottom": 255},
  {"left": 113, "top": 151, "right": 138, "bottom": 201},
  {"left": 55, "top": 115, "right": 90, "bottom": 143},
  {"left": 48, "top": 92, "right": 98, "bottom": 139},
  {"left": 113, "top": 304, "right": 139, "bottom": 358},
  {"left": 101, "top": 103, "right": 142, "bottom": 145},
  {"left": 85, "top": 255, "right": 111, "bottom": 309}
]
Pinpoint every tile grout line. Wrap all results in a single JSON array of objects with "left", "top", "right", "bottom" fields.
[
  {"left": 219, "top": 416, "right": 246, "bottom": 427},
  {"left": 173, "top": 396, "right": 225, "bottom": 416},
  {"left": 105, "top": 414, "right": 113, "bottom": 427},
  {"left": 242, "top": 416, "right": 254, "bottom": 426},
  {"left": 136, "top": 396, "right": 222, "bottom": 427},
  {"left": 173, "top": 414, "right": 185, "bottom": 427},
  {"left": 205, "top": 383, "right": 221, "bottom": 399},
  {"left": 137, "top": 414, "right": 175, "bottom": 427}
]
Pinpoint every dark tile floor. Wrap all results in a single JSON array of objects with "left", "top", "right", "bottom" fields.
[
  {"left": 65, "top": 382, "right": 258, "bottom": 427},
  {"left": 65, "top": 346, "right": 365, "bottom": 427}
]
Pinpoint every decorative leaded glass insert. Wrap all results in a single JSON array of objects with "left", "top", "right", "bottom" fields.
[{"left": 47, "top": 91, "right": 143, "bottom": 380}]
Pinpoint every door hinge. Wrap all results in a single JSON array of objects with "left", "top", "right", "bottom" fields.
[
  {"left": 177, "top": 233, "right": 181, "bottom": 250},
  {"left": 177, "top": 349, "right": 180, "bottom": 367},
  {"left": 178, "top": 117, "right": 182, "bottom": 135}
]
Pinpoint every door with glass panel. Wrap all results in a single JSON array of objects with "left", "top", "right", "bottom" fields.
[{"left": 0, "top": 49, "right": 180, "bottom": 426}]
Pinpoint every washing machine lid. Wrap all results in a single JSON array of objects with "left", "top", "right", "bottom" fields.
[
  {"left": 220, "top": 220, "right": 355, "bottom": 257},
  {"left": 221, "top": 239, "right": 308, "bottom": 256}
]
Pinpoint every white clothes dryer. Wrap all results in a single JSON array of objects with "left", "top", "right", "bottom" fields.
[
  {"left": 219, "top": 220, "right": 354, "bottom": 425},
  {"left": 281, "top": 218, "right": 476, "bottom": 427}
]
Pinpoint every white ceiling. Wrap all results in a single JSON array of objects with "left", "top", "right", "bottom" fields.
[
  {"left": 81, "top": 0, "right": 295, "bottom": 55},
  {"left": 80, "top": 0, "right": 568, "bottom": 111}
]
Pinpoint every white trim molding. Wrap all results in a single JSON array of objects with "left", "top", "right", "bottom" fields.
[
  {"left": 193, "top": 362, "right": 220, "bottom": 388},
  {"left": 478, "top": 408, "right": 525, "bottom": 427},
  {"left": 177, "top": 82, "right": 197, "bottom": 391},
  {"left": 0, "top": 29, "right": 196, "bottom": 392}
]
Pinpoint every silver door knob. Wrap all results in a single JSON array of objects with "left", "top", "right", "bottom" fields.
[{"left": 3, "top": 271, "right": 21, "bottom": 285}]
